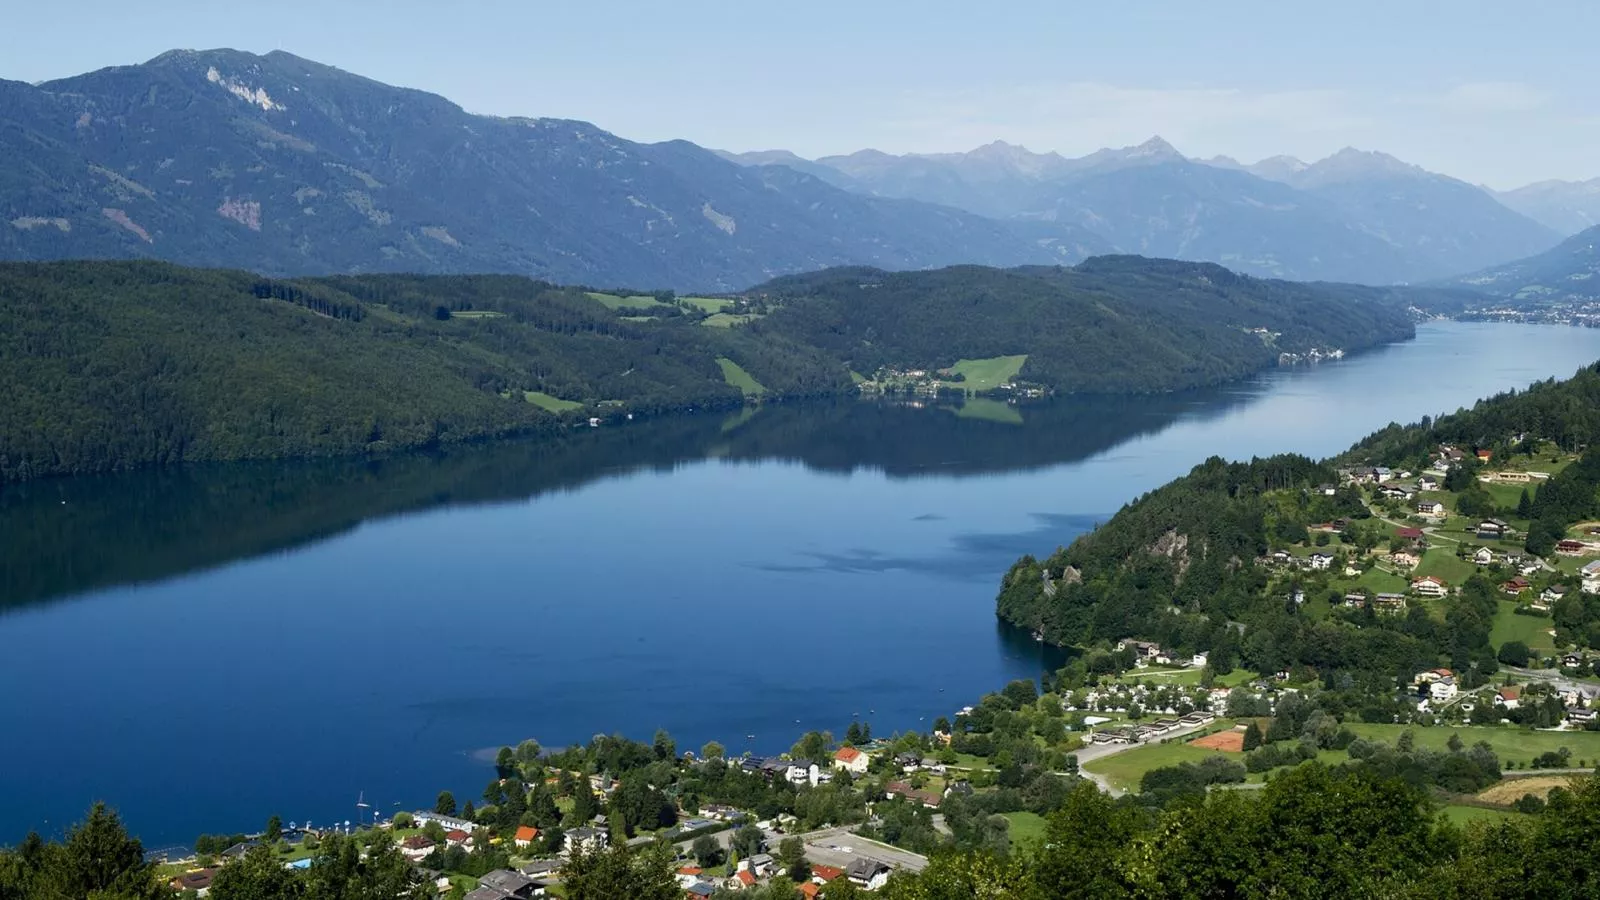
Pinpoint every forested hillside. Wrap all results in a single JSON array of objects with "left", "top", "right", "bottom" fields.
[
  {"left": 752, "top": 258, "right": 1416, "bottom": 393},
  {"left": 998, "top": 362, "right": 1600, "bottom": 676},
  {"left": 0, "top": 261, "right": 844, "bottom": 481},
  {"left": 0, "top": 257, "right": 1421, "bottom": 481}
]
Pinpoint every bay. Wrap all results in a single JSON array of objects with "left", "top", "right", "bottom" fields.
[{"left": 2, "top": 321, "right": 1598, "bottom": 847}]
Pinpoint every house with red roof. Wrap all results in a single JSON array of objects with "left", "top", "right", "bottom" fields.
[
  {"left": 513, "top": 825, "right": 539, "bottom": 849},
  {"left": 833, "top": 746, "right": 869, "bottom": 775},
  {"left": 811, "top": 864, "right": 845, "bottom": 883}
]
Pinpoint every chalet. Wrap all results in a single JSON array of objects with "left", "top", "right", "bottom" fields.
[
  {"left": 519, "top": 860, "right": 561, "bottom": 879},
  {"left": 1117, "top": 639, "right": 1163, "bottom": 660},
  {"left": 1501, "top": 577, "right": 1532, "bottom": 596},
  {"left": 400, "top": 835, "right": 437, "bottom": 861},
  {"left": 1343, "top": 592, "right": 1369, "bottom": 608},
  {"left": 811, "top": 864, "right": 846, "bottom": 883},
  {"left": 1395, "top": 527, "right": 1425, "bottom": 541},
  {"left": 1542, "top": 584, "right": 1571, "bottom": 606},
  {"left": 786, "top": 761, "right": 821, "bottom": 785},
  {"left": 728, "top": 869, "right": 758, "bottom": 891},
  {"left": 1473, "top": 547, "right": 1496, "bottom": 566},
  {"left": 846, "top": 858, "right": 893, "bottom": 890},
  {"left": 1417, "top": 500, "right": 1446, "bottom": 517},
  {"left": 833, "top": 746, "right": 869, "bottom": 774},
  {"left": 477, "top": 869, "right": 539, "bottom": 899},
  {"left": 1583, "top": 560, "right": 1600, "bottom": 594},
  {"left": 513, "top": 826, "right": 539, "bottom": 849},
  {"left": 1477, "top": 519, "right": 1511, "bottom": 540},
  {"left": 1309, "top": 553, "right": 1334, "bottom": 571},
  {"left": 1558, "top": 540, "right": 1587, "bottom": 556},
  {"left": 894, "top": 752, "right": 923, "bottom": 772},
  {"left": 1375, "top": 467, "right": 1393, "bottom": 482},
  {"left": 1477, "top": 449, "right": 1494, "bottom": 462},
  {"left": 1379, "top": 484, "right": 1416, "bottom": 500},
  {"left": 1412, "top": 576, "right": 1449, "bottom": 599},
  {"left": 169, "top": 868, "right": 221, "bottom": 895},
  {"left": 1418, "top": 476, "right": 1441, "bottom": 492},
  {"left": 1571, "top": 709, "right": 1599, "bottom": 726},
  {"left": 1391, "top": 551, "right": 1421, "bottom": 569},
  {"left": 1495, "top": 686, "right": 1522, "bottom": 709},
  {"left": 1415, "top": 668, "right": 1454, "bottom": 685},
  {"left": 563, "top": 827, "right": 607, "bottom": 857},
  {"left": 1374, "top": 593, "right": 1408, "bottom": 613},
  {"left": 445, "top": 829, "right": 473, "bottom": 849}
]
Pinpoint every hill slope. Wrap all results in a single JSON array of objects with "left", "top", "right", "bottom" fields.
[
  {"left": 0, "top": 49, "right": 1090, "bottom": 290},
  {"left": 0, "top": 257, "right": 1422, "bottom": 481},
  {"left": 1447, "top": 225, "right": 1600, "bottom": 306},
  {"left": 751, "top": 257, "right": 1417, "bottom": 393}
]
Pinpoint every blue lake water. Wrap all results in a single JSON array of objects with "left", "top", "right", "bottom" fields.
[{"left": 2, "top": 321, "right": 1599, "bottom": 847}]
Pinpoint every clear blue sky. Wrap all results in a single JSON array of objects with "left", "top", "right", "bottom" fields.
[{"left": 4, "top": 1, "right": 1595, "bottom": 188}]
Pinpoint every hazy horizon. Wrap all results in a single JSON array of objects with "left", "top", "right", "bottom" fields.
[{"left": 5, "top": 2, "right": 1598, "bottom": 190}]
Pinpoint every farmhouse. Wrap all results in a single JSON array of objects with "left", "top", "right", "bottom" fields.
[
  {"left": 1558, "top": 540, "right": 1587, "bottom": 556},
  {"left": 1374, "top": 593, "right": 1408, "bottom": 613},
  {"left": 1501, "top": 577, "right": 1532, "bottom": 596},
  {"left": 1417, "top": 500, "right": 1446, "bottom": 517},
  {"left": 1583, "top": 560, "right": 1600, "bottom": 594},
  {"left": 1473, "top": 547, "right": 1496, "bottom": 565},
  {"left": 1495, "top": 686, "right": 1522, "bottom": 709}
]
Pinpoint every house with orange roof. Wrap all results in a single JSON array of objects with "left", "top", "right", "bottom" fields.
[
  {"left": 513, "top": 825, "right": 539, "bottom": 849},
  {"left": 833, "top": 746, "right": 869, "bottom": 775},
  {"left": 727, "top": 868, "right": 757, "bottom": 890},
  {"left": 811, "top": 864, "right": 845, "bottom": 882}
]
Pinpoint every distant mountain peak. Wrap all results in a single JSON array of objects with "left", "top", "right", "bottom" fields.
[
  {"left": 1129, "top": 135, "right": 1182, "bottom": 158},
  {"left": 1305, "top": 147, "right": 1423, "bottom": 181}
]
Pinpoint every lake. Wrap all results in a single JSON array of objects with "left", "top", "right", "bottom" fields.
[{"left": 2, "top": 321, "right": 1599, "bottom": 848}]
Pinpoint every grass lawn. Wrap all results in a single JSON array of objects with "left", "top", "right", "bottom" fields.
[
  {"left": 1441, "top": 804, "right": 1529, "bottom": 827},
  {"left": 1352, "top": 567, "right": 1410, "bottom": 594},
  {"left": 701, "top": 312, "right": 762, "bottom": 327},
  {"left": 945, "top": 355, "right": 1027, "bottom": 393},
  {"left": 585, "top": 291, "right": 669, "bottom": 310},
  {"left": 524, "top": 391, "right": 584, "bottom": 413},
  {"left": 680, "top": 297, "right": 732, "bottom": 313},
  {"left": 1344, "top": 723, "right": 1600, "bottom": 767},
  {"left": 1414, "top": 547, "right": 1480, "bottom": 586},
  {"left": 1082, "top": 737, "right": 1238, "bottom": 792},
  {"left": 849, "top": 370, "right": 867, "bottom": 384},
  {"left": 716, "top": 357, "right": 767, "bottom": 396},
  {"left": 953, "top": 398, "right": 1023, "bottom": 424},
  {"left": 1002, "top": 811, "right": 1048, "bottom": 847},
  {"left": 1491, "top": 601, "right": 1556, "bottom": 652}
]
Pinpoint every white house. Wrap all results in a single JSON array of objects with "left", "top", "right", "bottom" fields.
[
  {"left": 1542, "top": 584, "right": 1571, "bottom": 607},
  {"left": 833, "top": 746, "right": 870, "bottom": 775},
  {"left": 845, "top": 859, "right": 893, "bottom": 891},
  {"left": 1391, "top": 551, "right": 1421, "bottom": 570},
  {"left": 413, "top": 812, "right": 478, "bottom": 833},
  {"left": 1495, "top": 686, "right": 1522, "bottom": 710},
  {"left": 563, "top": 827, "right": 608, "bottom": 857},
  {"left": 1417, "top": 501, "right": 1446, "bottom": 517},
  {"left": 1412, "top": 576, "right": 1449, "bottom": 599},
  {"left": 1309, "top": 553, "right": 1334, "bottom": 571},
  {"left": 1418, "top": 476, "right": 1441, "bottom": 492},
  {"left": 1473, "top": 547, "right": 1496, "bottom": 566},
  {"left": 1429, "top": 678, "right": 1458, "bottom": 704},
  {"left": 1190, "top": 652, "right": 1209, "bottom": 669},
  {"left": 1582, "top": 560, "right": 1600, "bottom": 595}
]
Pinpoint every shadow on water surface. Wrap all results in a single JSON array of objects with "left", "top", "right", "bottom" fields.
[{"left": 0, "top": 389, "right": 1247, "bottom": 613}]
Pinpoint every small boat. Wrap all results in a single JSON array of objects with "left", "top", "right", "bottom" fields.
[{"left": 1032, "top": 630, "right": 1044, "bottom": 642}]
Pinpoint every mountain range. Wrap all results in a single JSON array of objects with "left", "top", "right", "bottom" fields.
[
  {"left": 726, "top": 139, "right": 1566, "bottom": 285},
  {"left": 0, "top": 48, "right": 1590, "bottom": 289},
  {"left": 1447, "top": 224, "right": 1600, "bottom": 305}
]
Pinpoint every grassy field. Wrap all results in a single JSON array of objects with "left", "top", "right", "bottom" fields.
[
  {"left": 1344, "top": 724, "right": 1600, "bottom": 766},
  {"left": 1491, "top": 601, "right": 1556, "bottom": 652},
  {"left": 1478, "top": 774, "right": 1583, "bottom": 804},
  {"left": 524, "top": 391, "right": 584, "bottom": 413},
  {"left": 680, "top": 297, "right": 732, "bottom": 313},
  {"left": 1082, "top": 735, "right": 1239, "bottom": 792},
  {"left": 1002, "top": 811, "right": 1048, "bottom": 847},
  {"left": 946, "top": 355, "right": 1027, "bottom": 393},
  {"left": 1441, "top": 804, "right": 1529, "bottom": 826},
  {"left": 701, "top": 313, "right": 762, "bottom": 328},
  {"left": 716, "top": 358, "right": 767, "bottom": 396},
  {"left": 1414, "top": 547, "right": 1480, "bottom": 586},
  {"left": 585, "top": 291, "right": 669, "bottom": 311},
  {"left": 1349, "top": 566, "right": 1410, "bottom": 594},
  {"left": 447, "top": 310, "right": 505, "bottom": 319},
  {"left": 953, "top": 398, "right": 1023, "bottom": 424}
]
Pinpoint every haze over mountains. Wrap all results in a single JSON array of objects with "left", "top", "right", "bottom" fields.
[
  {"left": 0, "top": 48, "right": 1590, "bottom": 289},
  {"left": 726, "top": 139, "right": 1567, "bottom": 285}
]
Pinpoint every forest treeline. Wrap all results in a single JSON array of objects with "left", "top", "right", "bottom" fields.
[
  {"left": 752, "top": 257, "right": 1416, "bottom": 392},
  {"left": 0, "top": 257, "right": 1418, "bottom": 481}
]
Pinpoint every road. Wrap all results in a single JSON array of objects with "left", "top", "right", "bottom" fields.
[{"left": 1076, "top": 719, "right": 1230, "bottom": 796}]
